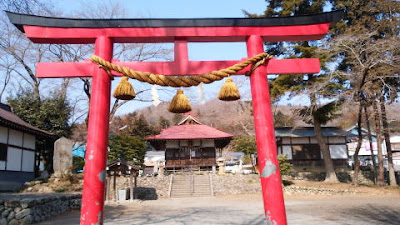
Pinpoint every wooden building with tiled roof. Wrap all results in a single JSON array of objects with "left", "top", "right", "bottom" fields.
[
  {"left": 0, "top": 103, "right": 56, "bottom": 191},
  {"left": 146, "top": 113, "right": 233, "bottom": 171},
  {"left": 275, "top": 127, "right": 350, "bottom": 169}
]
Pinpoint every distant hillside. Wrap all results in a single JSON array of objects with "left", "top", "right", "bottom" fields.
[{"left": 110, "top": 100, "right": 400, "bottom": 136}]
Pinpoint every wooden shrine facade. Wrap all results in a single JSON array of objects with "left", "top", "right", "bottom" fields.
[{"left": 147, "top": 114, "right": 232, "bottom": 171}]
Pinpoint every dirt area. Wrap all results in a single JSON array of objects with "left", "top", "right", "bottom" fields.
[
  {"left": 36, "top": 183, "right": 400, "bottom": 225},
  {"left": 287, "top": 180, "right": 400, "bottom": 197},
  {"left": 290, "top": 180, "right": 400, "bottom": 193}
]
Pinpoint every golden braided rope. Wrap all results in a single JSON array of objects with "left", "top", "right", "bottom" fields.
[{"left": 90, "top": 52, "right": 272, "bottom": 87}]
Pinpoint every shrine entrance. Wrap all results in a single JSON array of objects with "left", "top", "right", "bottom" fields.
[{"left": 6, "top": 10, "right": 342, "bottom": 225}]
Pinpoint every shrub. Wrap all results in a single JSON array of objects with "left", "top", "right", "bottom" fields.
[{"left": 278, "top": 155, "right": 293, "bottom": 176}]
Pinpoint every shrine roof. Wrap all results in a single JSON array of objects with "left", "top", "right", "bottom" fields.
[
  {"left": 275, "top": 127, "right": 351, "bottom": 138},
  {"left": 0, "top": 103, "right": 55, "bottom": 138},
  {"left": 106, "top": 159, "right": 140, "bottom": 171},
  {"left": 6, "top": 10, "right": 343, "bottom": 32},
  {"left": 146, "top": 124, "right": 233, "bottom": 140}
]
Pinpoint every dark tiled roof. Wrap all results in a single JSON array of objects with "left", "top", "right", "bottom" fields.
[
  {"left": 275, "top": 127, "right": 350, "bottom": 138},
  {"left": 0, "top": 105, "right": 54, "bottom": 138}
]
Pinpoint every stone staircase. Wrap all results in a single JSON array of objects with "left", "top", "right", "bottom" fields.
[{"left": 169, "top": 174, "right": 213, "bottom": 198}]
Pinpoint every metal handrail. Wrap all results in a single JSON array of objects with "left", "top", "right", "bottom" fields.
[
  {"left": 168, "top": 174, "right": 174, "bottom": 198},
  {"left": 190, "top": 173, "right": 194, "bottom": 196},
  {"left": 209, "top": 173, "right": 214, "bottom": 196}
]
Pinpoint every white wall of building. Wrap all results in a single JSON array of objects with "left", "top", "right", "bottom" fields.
[
  {"left": 202, "top": 139, "right": 215, "bottom": 147},
  {"left": 0, "top": 126, "right": 36, "bottom": 173},
  {"left": 8, "top": 129, "right": 23, "bottom": 146},
  {"left": 281, "top": 146, "right": 292, "bottom": 160},
  {"left": 22, "top": 150, "right": 35, "bottom": 172},
  {"left": 347, "top": 140, "right": 387, "bottom": 156},
  {"left": 7, "top": 147, "right": 22, "bottom": 171},
  {"left": 166, "top": 140, "right": 179, "bottom": 148},
  {"left": 280, "top": 136, "right": 347, "bottom": 159},
  {"left": 329, "top": 145, "right": 348, "bottom": 159},
  {"left": 23, "top": 134, "right": 35, "bottom": 149}
]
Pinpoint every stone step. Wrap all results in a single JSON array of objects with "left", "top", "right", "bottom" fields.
[
  {"left": 194, "top": 189, "right": 210, "bottom": 192},
  {"left": 172, "top": 188, "right": 191, "bottom": 191},
  {"left": 170, "top": 175, "right": 213, "bottom": 198},
  {"left": 193, "top": 192, "right": 210, "bottom": 195},
  {"left": 172, "top": 191, "right": 191, "bottom": 194},
  {"left": 171, "top": 192, "right": 192, "bottom": 195},
  {"left": 192, "top": 193, "right": 211, "bottom": 196},
  {"left": 193, "top": 189, "right": 211, "bottom": 193}
]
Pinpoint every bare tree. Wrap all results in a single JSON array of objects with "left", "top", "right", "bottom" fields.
[{"left": 324, "top": 29, "right": 400, "bottom": 184}]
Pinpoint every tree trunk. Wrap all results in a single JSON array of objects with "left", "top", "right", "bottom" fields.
[
  {"left": 353, "top": 103, "right": 364, "bottom": 185},
  {"left": 364, "top": 105, "right": 377, "bottom": 184},
  {"left": 313, "top": 118, "right": 339, "bottom": 183},
  {"left": 373, "top": 101, "right": 385, "bottom": 186},
  {"left": 379, "top": 96, "right": 398, "bottom": 186},
  {"left": 310, "top": 94, "right": 339, "bottom": 183}
]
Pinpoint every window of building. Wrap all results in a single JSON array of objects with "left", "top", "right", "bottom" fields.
[
  {"left": 292, "top": 144, "right": 321, "bottom": 160},
  {"left": 0, "top": 143, "right": 7, "bottom": 161}
]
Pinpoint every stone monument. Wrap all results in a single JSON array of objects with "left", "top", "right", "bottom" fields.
[
  {"left": 217, "top": 157, "right": 226, "bottom": 175},
  {"left": 53, "top": 137, "right": 74, "bottom": 173}
]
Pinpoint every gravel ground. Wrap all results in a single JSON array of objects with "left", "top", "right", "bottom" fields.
[{"left": 37, "top": 193, "right": 400, "bottom": 225}]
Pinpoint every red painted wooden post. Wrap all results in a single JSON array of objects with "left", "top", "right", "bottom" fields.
[
  {"left": 80, "top": 36, "right": 113, "bottom": 225},
  {"left": 247, "top": 35, "right": 287, "bottom": 224}
]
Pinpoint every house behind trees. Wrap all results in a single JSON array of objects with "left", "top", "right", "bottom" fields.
[
  {"left": 0, "top": 103, "right": 55, "bottom": 191},
  {"left": 275, "top": 127, "right": 349, "bottom": 170}
]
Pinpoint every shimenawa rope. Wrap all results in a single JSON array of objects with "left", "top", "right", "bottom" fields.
[{"left": 90, "top": 52, "right": 272, "bottom": 87}]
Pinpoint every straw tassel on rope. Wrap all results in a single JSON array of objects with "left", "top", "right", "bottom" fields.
[
  {"left": 168, "top": 90, "right": 192, "bottom": 113},
  {"left": 90, "top": 52, "right": 272, "bottom": 88},
  {"left": 113, "top": 76, "right": 136, "bottom": 100},
  {"left": 218, "top": 78, "right": 240, "bottom": 101}
]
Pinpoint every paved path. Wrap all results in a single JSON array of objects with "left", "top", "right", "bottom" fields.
[{"left": 37, "top": 194, "right": 400, "bottom": 225}]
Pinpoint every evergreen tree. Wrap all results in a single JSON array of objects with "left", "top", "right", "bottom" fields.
[
  {"left": 274, "top": 110, "right": 294, "bottom": 127},
  {"left": 7, "top": 89, "right": 72, "bottom": 137},
  {"left": 108, "top": 134, "right": 146, "bottom": 164},
  {"left": 172, "top": 113, "right": 183, "bottom": 125},
  {"left": 256, "top": 0, "right": 344, "bottom": 182},
  {"left": 128, "top": 114, "right": 158, "bottom": 139},
  {"left": 259, "top": 0, "right": 399, "bottom": 184},
  {"left": 232, "top": 135, "right": 257, "bottom": 171},
  {"left": 158, "top": 116, "right": 170, "bottom": 129}
]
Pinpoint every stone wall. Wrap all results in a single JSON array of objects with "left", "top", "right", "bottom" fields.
[
  {"left": 213, "top": 174, "right": 261, "bottom": 195},
  {"left": 286, "top": 171, "right": 375, "bottom": 185},
  {"left": 109, "top": 171, "right": 378, "bottom": 200},
  {"left": 213, "top": 174, "right": 362, "bottom": 196},
  {"left": 0, "top": 194, "right": 81, "bottom": 225},
  {"left": 109, "top": 176, "right": 170, "bottom": 200}
]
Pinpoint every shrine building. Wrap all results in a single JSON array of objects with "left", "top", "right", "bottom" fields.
[
  {"left": 146, "top": 113, "right": 233, "bottom": 172},
  {"left": 0, "top": 103, "right": 55, "bottom": 191}
]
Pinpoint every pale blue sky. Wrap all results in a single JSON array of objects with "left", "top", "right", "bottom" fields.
[
  {"left": 59, "top": 0, "right": 267, "bottom": 18},
  {"left": 49, "top": 0, "right": 311, "bottom": 115}
]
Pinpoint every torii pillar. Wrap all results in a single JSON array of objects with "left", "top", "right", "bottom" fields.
[{"left": 7, "top": 10, "right": 342, "bottom": 225}]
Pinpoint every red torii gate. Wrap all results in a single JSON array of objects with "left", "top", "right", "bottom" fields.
[{"left": 7, "top": 11, "right": 342, "bottom": 225}]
